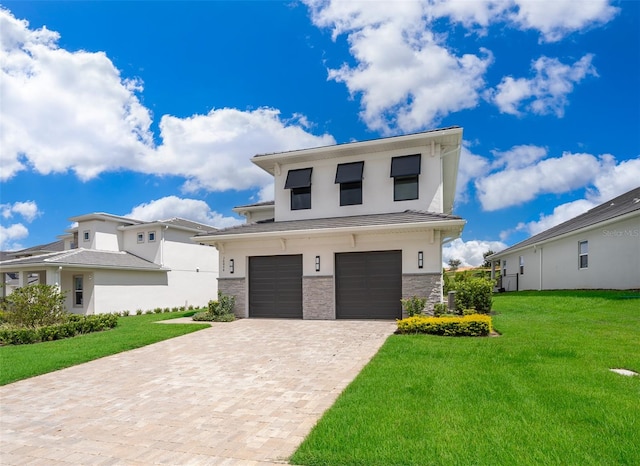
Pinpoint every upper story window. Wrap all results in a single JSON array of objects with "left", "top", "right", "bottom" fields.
[
  {"left": 579, "top": 241, "right": 588, "bottom": 269},
  {"left": 285, "top": 168, "right": 313, "bottom": 210},
  {"left": 335, "top": 161, "right": 364, "bottom": 206},
  {"left": 83, "top": 230, "right": 90, "bottom": 242},
  {"left": 137, "top": 232, "right": 144, "bottom": 243},
  {"left": 391, "top": 154, "right": 421, "bottom": 201},
  {"left": 148, "top": 231, "right": 156, "bottom": 242}
]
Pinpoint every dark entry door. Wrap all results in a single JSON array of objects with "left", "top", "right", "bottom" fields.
[
  {"left": 335, "top": 251, "right": 402, "bottom": 319},
  {"left": 249, "top": 255, "right": 303, "bottom": 318}
]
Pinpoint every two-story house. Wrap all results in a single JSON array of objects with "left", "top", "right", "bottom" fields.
[
  {"left": 195, "top": 126, "right": 466, "bottom": 319},
  {"left": 0, "top": 213, "right": 219, "bottom": 314}
]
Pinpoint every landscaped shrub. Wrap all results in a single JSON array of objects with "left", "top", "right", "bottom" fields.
[
  {"left": 1, "top": 284, "right": 67, "bottom": 328},
  {"left": 401, "top": 296, "right": 427, "bottom": 317},
  {"left": 0, "top": 314, "right": 118, "bottom": 345},
  {"left": 454, "top": 277, "right": 494, "bottom": 314},
  {"left": 192, "top": 291, "right": 236, "bottom": 322},
  {"left": 433, "top": 302, "right": 448, "bottom": 316},
  {"left": 396, "top": 314, "right": 492, "bottom": 337}
]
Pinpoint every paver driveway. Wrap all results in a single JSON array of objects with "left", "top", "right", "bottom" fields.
[{"left": 1, "top": 319, "right": 395, "bottom": 465}]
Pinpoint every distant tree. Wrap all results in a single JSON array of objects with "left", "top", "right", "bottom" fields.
[
  {"left": 482, "top": 250, "right": 495, "bottom": 268},
  {"left": 448, "top": 258, "right": 462, "bottom": 271}
]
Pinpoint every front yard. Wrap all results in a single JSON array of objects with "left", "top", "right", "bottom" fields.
[{"left": 291, "top": 290, "right": 640, "bottom": 465}]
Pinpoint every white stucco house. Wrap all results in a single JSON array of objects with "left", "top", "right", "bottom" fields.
[
  {"left": 194, "top": 126, "right": 466, "bottom": 319},
  {"left": 488, "top": 187, "right": 640, "bottom": 291},
  {"left": 0, "top": 213, "right": 219, "bottom": 314}
]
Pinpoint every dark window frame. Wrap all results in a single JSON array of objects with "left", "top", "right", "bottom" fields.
[
  {"left": 291, "top": 186, "right": 311, "bottom": 210},
  {"left": 391, "top": 155, "right": 421, "bottom": 201},
  {"left": 579, "top": 241, "right": 588, "bottom": 269},
  {"left": 340, "top": 181, "right": 363, "bottom": 206}
]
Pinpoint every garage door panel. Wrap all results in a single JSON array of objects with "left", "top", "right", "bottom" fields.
[
  {"left": 336, "top": 251, "right": 402, "bottom": 319},
  {"left": 249, "top": 255, "right": 302, "bottom": 318}
]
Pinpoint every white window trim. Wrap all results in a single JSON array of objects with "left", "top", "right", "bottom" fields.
[
  {"left": 83, "top": 230, "right": 90, "bottom": 242},
  {"left": 73, "top": 275, "right": 83, "bottom": 307},
  {"left": 137, "top": 232, "right": 145, "bottom": 243},
  {"left": 148, "top": 231, "right": 156, "bottom": 242},
  {"left": 579, "top": 240, "right": 588, "bottom": 269}
]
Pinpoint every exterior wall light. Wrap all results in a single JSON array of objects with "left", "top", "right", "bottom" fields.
[
  {"left": 315, "top": 255, "right": 321, "bottom": 272},
  {"left": 418, "top": 251, "right": 424, "bottom": 269},
  {"left": 229, "top": 259, "right": 234, "bottom": 274}
]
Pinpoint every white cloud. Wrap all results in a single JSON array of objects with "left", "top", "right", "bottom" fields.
[
  {"left": 442, "top": 238, "right": 507, "bottom": 268},
  {"left": 456, "top": 144, "right": 490, "bottom": 204},
  {"left": 148, "top": 108, "right": 335, "bottom": 193},
  {"left": 491, "top": 144, "right": 547, "bottom": 169},
  {"left": 0, "top": 223, "right": 29, "bottom": 251},
  {"left": 125, "top": 196, "right": 243, "bottom": 229},
  {"left": 305, "top": 1, "right": 492, "bottom": 134},
  {"left": 510, "top": 0, "right": 618, "bottom": 43},
  {"left": 0, "top": 8, "right": 334, "bottom": 196},
  {"left": 476, "top": 152, "right": 604, "bottom": 211},
  {"left": 428, "top": 0, "right": 618, "bottom": 42},
  {"left": 507, "top": 156, "right": 640, "bottom": 238},
  {"left": 489, "top": 55, "right": 597, "bottom": 117},
  {"left": 0, "top": 8, "right": 153, "bottom": 181},
  {"left": 1, "top": 201, "right": 41, "bottom": 223}
]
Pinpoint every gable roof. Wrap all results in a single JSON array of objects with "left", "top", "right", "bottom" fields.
[
  {"left": 195, "top": 210, "right": 464, "bottom": 241},
  {"left": 490, "top": 187, "right": 640, "bottom": 258},
  {"left": 0, "top": 248, "right": 167, "bottom": 271},
  {"left": 7, "top": 239, "right": 66, "bottom": 257}
]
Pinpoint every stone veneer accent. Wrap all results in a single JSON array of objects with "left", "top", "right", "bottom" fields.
[
  {"left": 402, "top": 273, "right": 441, "bottom": 316},
  {"left": 218, "top": 277, "right": 247, "bottom": 318},
  {"left": 303, "top": 276, "right": 335, "bottom": 320}
]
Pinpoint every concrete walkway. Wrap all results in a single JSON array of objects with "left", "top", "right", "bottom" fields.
[{"left": 1, "top": 319, "right": 395, "bottom": 465}]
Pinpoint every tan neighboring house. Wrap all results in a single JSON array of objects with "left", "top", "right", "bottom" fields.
[
  {"left": 194, "top": 127, "right": 466, "bottom": 319},
  {"left": 0, "top": 213, "right": 219, "bottom": 314},
  {"left": 488, "top": 187, "right": 640, "bottom": 291}
]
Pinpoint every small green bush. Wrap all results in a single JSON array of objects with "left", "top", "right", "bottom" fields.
[
  {"left": 396, "top": 314, "right": 492, "bottom": 337},
  {"left": 433, "top": 302, "right": 448, "bottom": 317},
  {"left": 2, "top": 284, "right": 68, "bottom": 329},
  {"left": 136, "top": 309, "right": 143, "bottom": 315},
  {"left": 454, "top": 277, "right": 494, "bottom": 314},
  {"left": 121, "top": 310, "right": 130, "bottom": 317},
  {"left": 193, "top": 292, "right": 236, "bottom": 322},
  {"left": 0, "top": 314, "right": 118, "bottom": 345},
  {"left": 401, "top": 296, "right": 427, "bottom": 317}
]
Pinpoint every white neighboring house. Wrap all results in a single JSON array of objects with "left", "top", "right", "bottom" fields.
[
  {"left": 0, "top": 213, "right": 219, "bottom": 314},
  {"left": 488, "top": 187, "right": 640, "bottom": 291},
  {"left": 194, "top": 127, "right": 466, "bottom": 319}
]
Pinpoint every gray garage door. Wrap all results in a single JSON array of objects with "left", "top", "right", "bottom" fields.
[
  {"left": 335, "top": 251, "right": 402, "bottom": 319},
  {"left": 249, "top": 255, "right": 303, "bottom": 318}
]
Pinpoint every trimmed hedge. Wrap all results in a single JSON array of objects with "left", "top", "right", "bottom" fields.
[
  {"left": 0, "top": 314, "right": 119, "bottom": 345},
  {"left": 397, "top": 314, "right": 492, "bottom": 337}
]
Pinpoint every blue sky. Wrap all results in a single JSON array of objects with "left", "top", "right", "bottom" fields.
[{"left": 1, "top": 0, "right": 638, "bottom": 266}]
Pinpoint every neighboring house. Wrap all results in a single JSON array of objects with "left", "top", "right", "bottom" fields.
[
  {"left": 0, "top": 213, "right": 219, "bottom": 314},
  {"left": 488, "top": 187, "right": 640, "bottom": 291},
  {"left": 194, "top": 126, "right": 466, "bottom": 319}
]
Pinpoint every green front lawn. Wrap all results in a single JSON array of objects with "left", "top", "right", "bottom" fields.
[
  {"left": 291, "top": 290, "right": 640, "bottom": 465},
  {"left": 0, "top": 311, "right": 208, "bottom": 385}
]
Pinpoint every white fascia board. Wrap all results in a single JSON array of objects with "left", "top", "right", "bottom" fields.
[
  {"left": 194, "top": 219, "right": 466, "bottom": 244},
  {"left": 488, "top": 210, "right": 640, "bottom": 260}
]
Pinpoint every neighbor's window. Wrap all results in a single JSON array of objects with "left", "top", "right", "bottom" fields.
[
  {"left": 73, "top": 275, "right": 83, "bottom": 307},
  {"left": 391, "top": 154, "right": 421, "bottom": 201},
  {"left": 579, "top": 241, "right": 588, "bottom": 269},
  {"left": 285, "top": 168, "right": 313, "bottom": 210},
  {"left": 519, "top": 256, "right": 524, "bottom": 275},
  {"left": 148, "top": 231, "right": 156, "bottom": 242},
  {"left": 335, "top": 161, "right": 364, "bottom": 206},
  {"left": 83, "top": 230, "right": 90, "bottom": 242},
  {"left": 502, "top": 260, "right": 507, "bottom": 276},
  {"left": 137, "top": 232, "right": 144, "bottom": 243}
]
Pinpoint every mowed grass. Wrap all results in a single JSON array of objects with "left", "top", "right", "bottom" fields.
[
  {"left": 0, "top": 311, "right": 209, "bottom": 385},
  {"left": 291, "top": 290, "right": 640, "bottom": 465}
]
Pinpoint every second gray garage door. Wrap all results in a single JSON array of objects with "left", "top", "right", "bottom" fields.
[
  {"left": 249, "top": 255, "right": 303, "bottom": 318},
  {"left": 335, "top": 251, "right": 402, "bottom": 319}
]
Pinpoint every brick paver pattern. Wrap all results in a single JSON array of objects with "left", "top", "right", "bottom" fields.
[{"left": 1, "top": 319, "right": 395, "bottom": 465}]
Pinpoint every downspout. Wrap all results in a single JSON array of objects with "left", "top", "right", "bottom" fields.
[{"left": 160, "top": 225, "right": 169, "bottom": 266}]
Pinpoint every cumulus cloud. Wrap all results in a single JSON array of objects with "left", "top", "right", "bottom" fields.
[
  {"left": 125, "top": 196, "right": 243, "bottom": 229},
  {"left": 489, "top": 55, "right": 597, "bottom": 117},
  {"left": 0, "top": 8, "right": 334, "bottom": 195},
  {"left": 305, "top": 1, "right": 492, "bottom": 134},
  {"left": 442, "top": 238, "right": 508, "bottom": 268},
  {"left": 1, "top": 201, "right": 41, "bottom": 222},
  {"left": 456, "top": 144, "right": 490, "bottom": 204},
  {"left": 148, "top": 108, "right": 335, "bottom": 193},
  {"left": 507, "top": 156, "right": 640, "bottom": 238},
  {"left": 303, "top": 1, "right": 615, "bottom": 132},
  {"left": 0, "top": 223, "right": 29, "bottom": 251},
  {"left": 0, "top": 8, "right": 153, "bottom": 181},
  {"left": 476, "top": 151, "right": 605, "bottom": 211}
]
